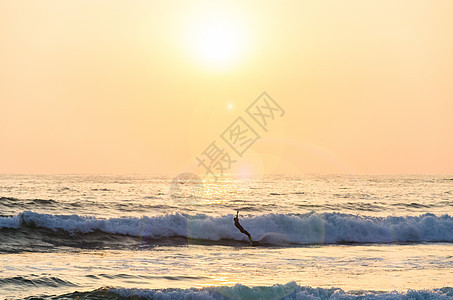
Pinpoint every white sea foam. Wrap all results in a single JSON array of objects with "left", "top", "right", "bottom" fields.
[
  {"left": 107, "top": 282, "right": 453, "bottom": 299},
  {"left": 1, "top": 211, "right": 452, "bottom": 244}
]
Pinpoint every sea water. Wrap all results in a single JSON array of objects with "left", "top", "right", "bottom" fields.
[{"left": 0, "top": 174, "right": 452, "bottom": 299}]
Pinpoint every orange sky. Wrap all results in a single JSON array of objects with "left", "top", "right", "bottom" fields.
[{"left": 1, "top": 0, "right": 452, "bottom": 175}]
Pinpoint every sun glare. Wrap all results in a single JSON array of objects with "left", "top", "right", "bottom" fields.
[{"left": 183, "top": 7, "right": 251, "bottom": 69}]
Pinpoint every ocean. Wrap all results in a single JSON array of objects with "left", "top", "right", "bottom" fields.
[{"left": 0, "top": 174, "right": 452, "bottom": 299}]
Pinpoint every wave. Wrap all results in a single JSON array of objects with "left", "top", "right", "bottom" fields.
[
  {"left": 0, "top": 275, "right": 75, "bottom": 288},
  {"left": 0, "top": 197, "right": 58, "bottom": 207},
  {"left": 31, "top": 282, "right": 453, "bottom": 299},
  {"left": 1, "top": 211, "right": 453, "bottom": 248}
]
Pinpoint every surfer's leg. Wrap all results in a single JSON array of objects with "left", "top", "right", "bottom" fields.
[
  {"left": 241, "top": 229, "right": 253, "bottom": 243},
  {"left": 239, "top": 228, "right": 251, "bottom": 237},
  {"left": 241, "top": 230, "right": 253, "bottom": 243},
  {"left": 234, "top": 220, "right": 253, "bottom": 243}
]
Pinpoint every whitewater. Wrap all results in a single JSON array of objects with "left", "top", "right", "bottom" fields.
[
  {"left": 0, "top": 174, "right": 452, "bottom": 299},
  {"left": 1, "top": 211, "right": 453, "bottom": 245}
]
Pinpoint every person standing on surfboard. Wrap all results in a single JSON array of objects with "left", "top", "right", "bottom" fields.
[{"left": 233, "top": 211, "right": 254, "bottom": 244}]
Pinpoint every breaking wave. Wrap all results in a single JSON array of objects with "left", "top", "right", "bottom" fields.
[
  {"left": 1, "top": 211, "right": 453, "bottom": 246},
  {"left": 32, "top": 282, "right": 453, "bottom": 299}
]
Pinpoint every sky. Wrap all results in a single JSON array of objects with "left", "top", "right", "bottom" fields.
[{"left": 1, "top": 0, "right": 452, "bottom": 175}]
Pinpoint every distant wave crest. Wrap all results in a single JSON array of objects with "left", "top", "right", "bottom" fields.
[
  {"left": 1, "top": 211, "right": 453, "bottom": 245},
  {"left": 52, "top": 282, "right": 453, "bottom": 299}
]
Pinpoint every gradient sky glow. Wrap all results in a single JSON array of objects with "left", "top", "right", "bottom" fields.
[{"left": 1, "top": 0, "right": 452, "bottom": 175}]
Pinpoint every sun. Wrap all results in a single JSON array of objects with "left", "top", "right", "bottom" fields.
[{"left": 182, "top": 7, "right": 251, "bottom": 69}]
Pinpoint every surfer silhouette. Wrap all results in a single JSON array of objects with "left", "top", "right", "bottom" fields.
[{"left": 233, "top": 211, "right": 254, "bottom": 244}]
